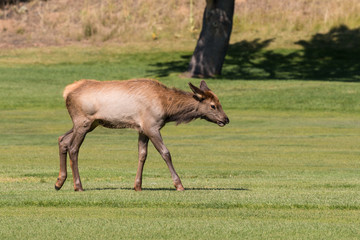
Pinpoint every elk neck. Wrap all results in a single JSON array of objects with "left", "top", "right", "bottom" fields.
[{"left": 161, "top": 88, "right": 201, "bottom": 125}]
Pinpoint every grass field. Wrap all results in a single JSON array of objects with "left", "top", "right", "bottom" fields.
[{"left": 0, "top": 47, "right": 360, "bottom": 239}]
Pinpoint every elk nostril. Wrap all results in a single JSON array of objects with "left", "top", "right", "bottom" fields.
[{"left": 225, "top": 117, "right": 230, "bottom": 124}]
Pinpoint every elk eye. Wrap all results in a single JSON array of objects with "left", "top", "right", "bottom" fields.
[{"left": 211, "top": 104, "right": 216, "bottom": 110}]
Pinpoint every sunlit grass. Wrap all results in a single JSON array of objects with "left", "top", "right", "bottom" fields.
[{"left": 0, "top": 48, "right": 359, "bottom": 239}]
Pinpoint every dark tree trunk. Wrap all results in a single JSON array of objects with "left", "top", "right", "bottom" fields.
[{"left": 187, "top": 0, "right": 235, "bottom": 78}]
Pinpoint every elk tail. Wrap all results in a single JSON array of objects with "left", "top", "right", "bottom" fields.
[{"left": 63, "top": 80, "right": 87, "bottom": 100}]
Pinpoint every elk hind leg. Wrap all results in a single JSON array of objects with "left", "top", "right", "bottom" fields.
[
  {"left": 68, "top": 121, "right": 96, "bottom": 191},
  {"left": 55, "top": 129, "right": 73, "bottom": 190}
]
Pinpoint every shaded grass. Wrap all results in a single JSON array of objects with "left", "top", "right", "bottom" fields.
[{"left": 0, "top": 47, "right": 360, "bottom": 239}]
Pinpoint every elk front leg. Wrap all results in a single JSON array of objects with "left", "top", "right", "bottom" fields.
[
  {"left": 148, "top": 131, "right": 185, "bottom": 191},
  {"left": 134, "top": 133, "right": 149, "bottom": 191},
  {"left": 55, "top": 129, "right": 73, "bottom": 190}
]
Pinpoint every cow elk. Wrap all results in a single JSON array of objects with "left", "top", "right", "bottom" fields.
[{"left": 55, "top": 79, "right": 229, "bottom": 191}]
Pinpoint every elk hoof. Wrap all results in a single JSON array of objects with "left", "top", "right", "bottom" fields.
[
  {"left": 176, "top": 186, "right": 185, "bottom": 191},
  {"left": 55, "top": 177, "right": 66, "bottom": 191}
]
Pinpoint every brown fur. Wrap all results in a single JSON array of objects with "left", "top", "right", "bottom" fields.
[{"left": 55, "top": 78, "right": 229, "bottom": 192}]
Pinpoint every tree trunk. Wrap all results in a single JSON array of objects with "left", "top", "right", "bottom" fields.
[{"left": 187, "top": 0, "right": 235, "bottom": 78}]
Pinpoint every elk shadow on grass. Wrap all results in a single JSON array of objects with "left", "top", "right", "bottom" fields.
[
  {"left": 148, "top": 25, "right": 360, "bottom": 82},
  {"left": 86, "top": 187, "right": 249, "bottom": 191}
]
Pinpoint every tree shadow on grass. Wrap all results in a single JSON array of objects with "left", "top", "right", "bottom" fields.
[
  {"left": 148, "top": 25, "right": 360, "bottom": 82},
  {"left": 223, "top": 38, "right": 301, "bottom": 80},
  {"left": 86, "top": 187, "right": 249, "bottom": 191},
  {"left": 295, "top": 25, "right": 360, "bottom": 81},
  {"left": 224, "top": 25, "right": 360, "bottom": 81},
  {"left": 148, "top": 54, "right": 192, "bottom": 78}
]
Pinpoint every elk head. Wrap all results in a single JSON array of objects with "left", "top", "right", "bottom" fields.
[{"left": 189, "top": 80, "right": 230, "bottom": 127}]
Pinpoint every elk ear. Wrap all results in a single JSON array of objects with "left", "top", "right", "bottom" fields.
[
  {"left": 189, "top": 82, "right": 205, "bottom": 101},
  {"left": 199, "top": 80, "right": 211, "bottom": 91}
]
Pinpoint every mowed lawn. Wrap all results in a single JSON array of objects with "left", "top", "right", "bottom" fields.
[{"left": 0, "top": 47, "right": 359, "bottom": 239}]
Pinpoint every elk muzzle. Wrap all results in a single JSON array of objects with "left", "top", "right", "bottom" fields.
[{"left": 217, "top": 116, "right": 230, "bottom": 127}]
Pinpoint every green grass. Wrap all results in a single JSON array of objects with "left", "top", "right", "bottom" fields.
[{"left": 1, "top": 47, "right": 360, "bottom": 239}]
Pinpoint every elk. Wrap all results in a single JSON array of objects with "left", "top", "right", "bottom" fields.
[{"left": 55, "top": 79, "right": 229, "bottom": 191}]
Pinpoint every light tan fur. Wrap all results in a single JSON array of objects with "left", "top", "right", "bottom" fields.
[{"left": 63, "top": 79, "right": 89, "bottom": 100}]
